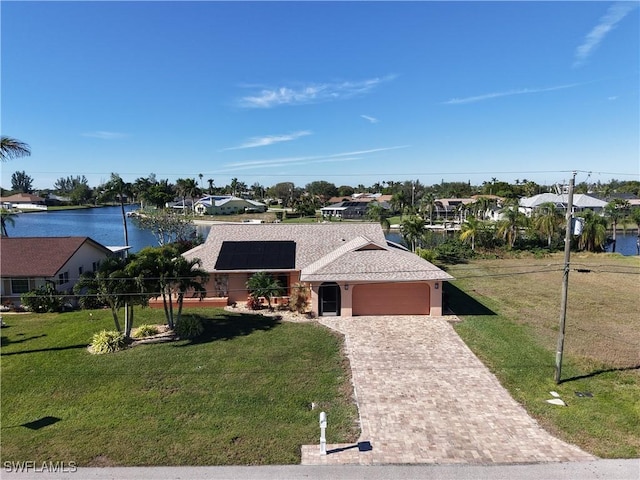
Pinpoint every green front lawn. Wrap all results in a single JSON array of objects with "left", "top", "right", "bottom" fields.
[{"left": 1, "top": 308, "right": 359, "bottom": 466}]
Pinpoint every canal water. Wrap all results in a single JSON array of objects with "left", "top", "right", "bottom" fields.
[{"left": 5, "top": 206, "right": 639, "bottom": 256}]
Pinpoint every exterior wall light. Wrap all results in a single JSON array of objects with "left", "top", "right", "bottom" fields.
[
  {"left": 434, "top": 283, "right": 439, "bottom": 290},
  {"left": 345, "top": 284, "right": 349, "bottom": 290}
]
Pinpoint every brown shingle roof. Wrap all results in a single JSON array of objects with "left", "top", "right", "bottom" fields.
[
  {"left": 183, "top": 223, "right": 454, "bottom": 282},
  {"left": 0, "top": 237, "right": 110, "bottom": 277}
]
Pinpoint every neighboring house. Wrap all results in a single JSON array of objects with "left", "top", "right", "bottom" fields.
[
  {"left": 321, "top": 201, "right": 371, "bottom": 219},
  {"left": 182, "top": 223, "right": 453, "bottom": 316},
  {"left": 519, "top": 193, "right": 608, "bottom": 217},
  {"left": 0, "top": 193, "right": 47, "bottom": 211},
  {"left": 194, "top": 195, "right": 267, "bottom": 215},
  {"left": 326, "top": 193, "right": 393, "bottom": 205},
  {"left": 0, "top": 237, "right": 114, "bottom": 306}
]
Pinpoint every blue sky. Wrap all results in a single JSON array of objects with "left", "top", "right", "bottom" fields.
[{"left": 2, "top": 1, "right": 639, "bottom": 191}]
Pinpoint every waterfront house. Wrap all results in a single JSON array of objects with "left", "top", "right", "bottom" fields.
[
  {"left": 193, "top": 195, "right": 267, "bottom": 215},
  {"left": 519, "top": 193, "right": 608, "bottom": 217},
  {"left": 182, "top": 223, "right": 453, "bottom": 316},
  {"left": 0, "top": 237, "right": 114, "bottom": 307},
  {"left": 0, "top": 193, "right": 47, "bottom": 211}
]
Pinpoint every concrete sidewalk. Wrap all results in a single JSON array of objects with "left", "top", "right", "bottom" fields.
[{"left": 301, "top": 316, "right": 595, "bottom": 465}]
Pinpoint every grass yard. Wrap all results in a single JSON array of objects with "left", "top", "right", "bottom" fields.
[
  {"left": 446, "top": 252, "right": 639, "bottom": 458},
  {"left": 0, "top": 308, "right": 359, "bottom": 466}
]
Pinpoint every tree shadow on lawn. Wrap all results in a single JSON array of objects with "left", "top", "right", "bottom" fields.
[
  {"left": 174, "top": 311, "right": 281, "bottom": 347},
  {"left": 1, "top": 343, "right": 87, "bottom": 357},
  {"left": 0, "top": 333, "right": 47, "bottom": 348},
  {"left": 444, "top": 283, "right": 496, "bottom": 316}
]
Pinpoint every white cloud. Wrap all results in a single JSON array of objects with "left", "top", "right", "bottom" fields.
[
  {"left": 238, "top": 75, "right": 396, "bottom": 108},
  {"left": 361, "top": 115, "right": 379, "bottom": 124},
  {"left": 221, "top": 130, "right": 311, "bottom": 151},
  {"left": 573, "top": 2, "right": 638, "bottom": 67},
  {"left": 608, "top": 96, "right": 619, "bottom": 101},
  {"left": 443, "top": 83, "right": 582, "bottom": 105},
  {"left": 82, "top": 131, "right": 129, "bottom": 140}
]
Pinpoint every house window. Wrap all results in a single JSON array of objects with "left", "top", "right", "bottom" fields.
[
  {"left": 58, "top": 272, "right": 69, "bottom": 285},
  {"left": 275, "top": 273, "right": 290, "bottom": 294},
  {"left": 11, "top": 279, "right": 30, "bottom": 294},
  {"left": 92, "top": 261, "right": 100, "bottom": 272},
  {"left": 78, "top": 266, "right": 84, "bottom": 276}
]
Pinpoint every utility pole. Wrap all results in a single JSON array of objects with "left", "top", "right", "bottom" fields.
[{"left": 555, "top": 171, "right": 576, "bottom": 384}]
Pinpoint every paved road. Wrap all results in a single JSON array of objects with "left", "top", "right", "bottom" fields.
[
  {"left": 2, "top": 460, "right": 638, "bottom": 480},
  {"left": 302, "top": 316, "right": 594, "bottom": 465}
]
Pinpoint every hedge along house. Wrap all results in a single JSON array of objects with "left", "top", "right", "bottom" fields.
[{"left": 182, "top": 223, "right": 453, "bottom": 316}]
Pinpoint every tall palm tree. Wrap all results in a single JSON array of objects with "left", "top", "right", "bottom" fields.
[
  {"left": 533, "top": 202, "right": 562, "bottom": 247},
  {"left": 0, "top": 136, "right": 31, "bottom": 161},
  {"left": 400, "top": 215, "right": 425, "bottom": 252},
  {"left": 496, "top": 203, "right": 527, "bottom": 248},
  {"left": 419, "top": 192, "right": 436, "bottom": 225},
  {"left": 577, "top": 209, "right": 607, "bottom": 252},
  {"left": 604, "top": 199, "right": 630, "bottom": 253},
  {"left": 459, "top": 215, "right": 483, "bottom": 251},
  {"left": 175, "top": 178, "right": 199, "bottom": 215},
  {"left": 102, "top": 173, "right": 131, "bottom": 247}
]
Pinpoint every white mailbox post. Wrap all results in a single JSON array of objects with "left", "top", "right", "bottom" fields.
[{"left": 319, "top": 411, "right": 327, "bottom": 455}]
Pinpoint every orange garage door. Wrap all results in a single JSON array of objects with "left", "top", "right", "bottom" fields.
[{"left": 352, "top": 283, "right": 430, "bottom": 316}]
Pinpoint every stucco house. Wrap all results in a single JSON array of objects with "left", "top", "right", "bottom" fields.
[
  {"left": 194, "top": 195, "right": 267, "bottom": 215},
  {"left": 0, "top": 237, "right": 114, "bottom": 306},
  {"left": 182, "top": 223, "right": 453, "bottom": 316}
]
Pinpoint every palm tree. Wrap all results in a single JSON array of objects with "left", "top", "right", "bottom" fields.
[
  {"left": 246, "top": 271, "right": 283, "bottom": 310},
  {"left": 496, "top": 203, "right": 527, "bottom": 248},
  {"left": 419, "top": 192, "right": 436, "bottom": 225},
  {"left": 533, "top": 202, "right": 562, "bottom": 247},
  {"left": 175, "top": 178, "right": 199, "bottom": 215},
  {"left": 400, "top": 215, "right": 425, "bottom": 252},
  {"left": 577, "top": 209, "right": 607, "bottom": 252},
  {"left": 1, "top": 208, "right": 17, "bottom": 236},
  {"left": 459, "top": 215, "right": 483, "bottom": 251},
  {"left": 604, "top": 199, "right": 630, "bottom": 253},
  {"left": 102, "top": 173, "right": 131, "bottom": 247},
  {"left": 0, "top": 136, "right": 31, "bottom": 161},
  {"left": 73, "top": 256, "right": 133, "bottom": 332},
  {"left": 366, "top": 201, "right": 391, "bottom": 232},
  {"left": 207, "top": 178, "right": 214, "bottom": 195},
  {"left": 170, "top": 256, "right": 208, "bottom": 327}
]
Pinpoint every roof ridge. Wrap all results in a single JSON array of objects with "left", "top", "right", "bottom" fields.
[{"left": 302, "top": 235, "right": 386, "bottom": 276}]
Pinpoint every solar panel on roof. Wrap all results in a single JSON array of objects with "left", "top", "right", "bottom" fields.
[{"left": 215, "top": 241, "right": 296, "bottom": 270}]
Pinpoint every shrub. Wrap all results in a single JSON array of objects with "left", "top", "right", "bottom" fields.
[
  {"left": 175, "top": 315, "right": 204, "bottom": 339},
  {"left": 434, "top": 239, "right": 474, "bottom": 265},
  {"left": 289, "top": 282, "right": 310, "bottom": 314},
  {"left": 416, "top": 247, "right": 437, "bottom": 263},
  {"left": 132, "top": 324, "right": 159, "bottom": 338},
  {"left": 91, "top": 330, "right": 126, "bottom": 354},
  {"left": 20, "top": 283, "right": 65, "bottom": 313},
  {"left": 246, "top": 295, "right": 262, "bottom": 310}
]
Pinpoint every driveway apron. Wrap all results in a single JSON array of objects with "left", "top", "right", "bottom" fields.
[{"left": 301, "top": 316, "right": 595, "bottom": 465}]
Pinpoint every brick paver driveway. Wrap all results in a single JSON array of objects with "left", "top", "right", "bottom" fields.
[{"left": 301, "top": 316, "right": 595, "bottom": 465}]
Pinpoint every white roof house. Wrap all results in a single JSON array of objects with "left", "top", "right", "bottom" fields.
[
  {"left": 193, "top": 196, "right": 267, "bottom": 216},
  {"left": 519, "top": 193, "right": 608, "bottom": 216}
]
